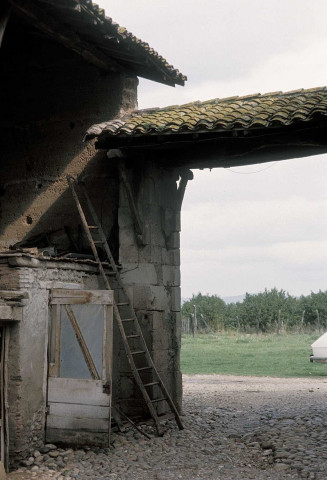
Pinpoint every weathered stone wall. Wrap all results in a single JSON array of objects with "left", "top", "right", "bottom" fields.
[
  {"left": 2, "top": 162, "right": 185, "bottom": 467},
  {"left": 0, "top": 26, "right": 137, "bottom": 249},
  {"left": 117, "top": 163, "right": 183, "bottom": 414}
]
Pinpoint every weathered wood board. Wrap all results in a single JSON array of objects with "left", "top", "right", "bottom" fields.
[
  {"left": 47, "top": 415, "right": 108, "bottom": 432},
  {"left": 49, "top": 402, "right": 109, "bottom": 419},
  {"left": 48, "top": 378, "right": 109, "bottom": 406}
]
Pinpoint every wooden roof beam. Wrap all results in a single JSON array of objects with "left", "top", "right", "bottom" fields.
[
  {"left": 0, "top": 2, "right": 11, "bottom": 48},
  {"left": 9, "top": 0, "right": 125, "bottom": 73}
]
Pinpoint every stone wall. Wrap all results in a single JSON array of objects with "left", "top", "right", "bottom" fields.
[{"left": 117, "top": 162, "right": 183, "bottom": 414}]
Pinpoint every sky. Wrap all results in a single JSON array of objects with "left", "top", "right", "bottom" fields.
[{"left": 104, "top": 0, "right": 327, "bottom": 299}]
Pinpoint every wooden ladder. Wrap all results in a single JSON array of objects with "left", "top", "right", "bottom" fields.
[{"left": 67, "top": 176, "right": 183, "bottom": 436}]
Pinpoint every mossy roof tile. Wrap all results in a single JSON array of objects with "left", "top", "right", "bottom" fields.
[{"left": 86, "top": 87, "right": 327, "bottom": 141}]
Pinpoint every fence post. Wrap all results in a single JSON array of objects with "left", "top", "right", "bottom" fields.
[
  {"left": 316, "top": 309, "right": 320, "bottom": 332},
  {"left": 299, "top": 310, "right": 305, "bottom": 333},
  {"left": 192, "top": 304, "right": 197, "bottom": 337},
  {"left": 236, "top": 315, "right": 241, "bottom": 333},
  {"left": 276, "top": 310, "right": 281, "bottom": 335}
]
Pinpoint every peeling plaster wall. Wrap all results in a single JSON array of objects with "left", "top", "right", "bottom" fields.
[
  {"left": 117, "top": 163, "right": 183, "bottom": 415},
  {"left": 0, "top": 28, "right": 138, "bottom": 248},
  {"left": 0, "top": 259, "right": 102, "bottom": 467}
]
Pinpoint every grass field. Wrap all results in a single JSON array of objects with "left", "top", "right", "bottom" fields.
[{"left": 181, "top": 333, "right": 327, "bottom": 377}]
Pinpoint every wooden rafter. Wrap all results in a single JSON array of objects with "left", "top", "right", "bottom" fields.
[
  {"left": 9, "top": 0, "right": 124, "bottom": 72},
  {"left": 0, "top": 2, "right": 11, "bottom": 48},
  {"left": 117, "top": 159, "right": 145, "bottom": 245}
]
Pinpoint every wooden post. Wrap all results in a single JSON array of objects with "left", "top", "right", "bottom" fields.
[
  {"left": 236, "top": 315, "right": 241, "bottom": 333},
  {"left": 192, "top": 305, "right": 197, "bottom": 338},
  {"left": 256, "top": 309, "right": 261, "bottom": 335},
  {"left": 299, "top": 310, "right": 305, "bottom": 333},
  {"left": 276, "top": 310, "right": 281, "bottom": 335},
  {"left": 316, "top": 309, "right": 320, "bottom": 332}
]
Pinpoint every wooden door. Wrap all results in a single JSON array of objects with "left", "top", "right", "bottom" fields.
[{"left": 46, "top": 289, "right": 113, "bottom": 447}]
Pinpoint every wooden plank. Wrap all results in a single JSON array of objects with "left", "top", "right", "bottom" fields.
[
  {"left": 103, "top": 305, "right": 113, "bottom": 445},
  {"left": 3, "top": 327, "right": 9, "bottom": 470},
  {"left": 64, "top": 304, "right": 100, "bottom": 380},
  {"left": 50, "top": 289, "right": 113, "bottom": 305},
  {"left": 49, "top": 402, "right": 109, "bottom": 419},
  {"left": 46, "top": 428, "right": 108, "bottom": 447},
  {"left": 47, "top": 414, "right": 108, "bottom": 432},
  {"left": 48, "top": 378, "right": 109, "bottom": 406},
  {"left": 51, "top": 297, "right": 110, "bottom": 305}
]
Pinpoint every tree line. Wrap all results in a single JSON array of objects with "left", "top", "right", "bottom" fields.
[{"left": 182, "top": 289, "right": 327, "bottom": 334}]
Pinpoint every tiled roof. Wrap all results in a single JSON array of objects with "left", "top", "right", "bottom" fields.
[
  {"left": 85, "top": 1, "right": 186, "bottom": 85},
  {"left": 86, "top": 87, "right": 327, "bottom": 141},
  {"left": 27, "top": 0, "right": 186, "bottom": 86}
]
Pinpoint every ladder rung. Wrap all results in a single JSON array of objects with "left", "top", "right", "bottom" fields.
[{"left": 67, "top": 178, "right": 184, "bottom": 436}]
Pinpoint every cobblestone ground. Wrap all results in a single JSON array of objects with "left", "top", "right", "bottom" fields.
[{"left": 8, "top": 375, "right": 327, "bottom": 480}]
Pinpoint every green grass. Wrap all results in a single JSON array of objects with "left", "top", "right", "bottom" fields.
[{"left": 181, "top": 333, "right": 327, "bottom": 377}]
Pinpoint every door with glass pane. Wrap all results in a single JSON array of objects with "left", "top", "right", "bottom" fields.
[{"left": 46, "top": 289, "right": 113, "bottom": 447}]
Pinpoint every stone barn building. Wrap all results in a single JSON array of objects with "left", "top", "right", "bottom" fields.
[
  {"left": 0, "top": 0, "right": 187, "bottom": 470},
  {"left": 2, "top": 0, "right": 327, "bottom": 474}
]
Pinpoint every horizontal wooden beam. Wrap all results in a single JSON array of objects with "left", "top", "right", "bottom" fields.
[
  {"left": 112, "top": 124, "right": 327, "bottom": 170},
  {"left": 9, "top": 0, "right": 124, "bottom": 72}
]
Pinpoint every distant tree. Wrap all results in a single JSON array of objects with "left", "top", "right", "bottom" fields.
[
  {"left": 182, "top": 293, "right": 226, "bottom": 331},
  {"left": 299, "top": 291, "right": 327, "bottom": 330}
]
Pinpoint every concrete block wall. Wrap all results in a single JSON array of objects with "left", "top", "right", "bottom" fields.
[{"left": 118, "top": 163, "right": 183, "bottom": 414}]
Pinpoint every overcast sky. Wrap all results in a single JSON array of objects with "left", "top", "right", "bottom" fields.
[{"left": 105, "top": 1, "right": 327, "bottom": 299}]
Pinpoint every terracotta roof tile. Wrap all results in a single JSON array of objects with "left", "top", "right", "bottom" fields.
[
  {"left": 37, "top": 0, "right": 186, "bottom": 86},
  {"left": 86, "top": 1, "right": 186, "bottom": 85},
  {"left": 86, "top": 87, "right": 327, "bottom": 142}
]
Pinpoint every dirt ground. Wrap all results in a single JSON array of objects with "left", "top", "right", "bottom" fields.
[{"left": 8, "top": 374, "right": 327, "bottom": 479}]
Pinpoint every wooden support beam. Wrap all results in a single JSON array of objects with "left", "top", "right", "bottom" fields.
[
  {"left": 117, "top": 159, "right": 145, "bottom": 246},
  {"left": 9, "top": 0, "right": 123, "bottom": 72},
  {"left": 177, "top": 169, "right": 193, "bottom": 208},
  {"left": 0, "top": 2, "right": 11, "bottom": 48},
  {"left": 65, "top": 304, "right": 100, "bottom": 380},
  {"left": 35, "top": 0, "right": 82, "bottom": 12}
]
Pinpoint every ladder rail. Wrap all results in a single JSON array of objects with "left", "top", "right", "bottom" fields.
[{"left": 67, "top": 176, "right": 184, "bottom": 435}]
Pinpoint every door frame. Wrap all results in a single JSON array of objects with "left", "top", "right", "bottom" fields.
[{"left": 47, "top": 289, "right": 113, "bottom": 445}]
